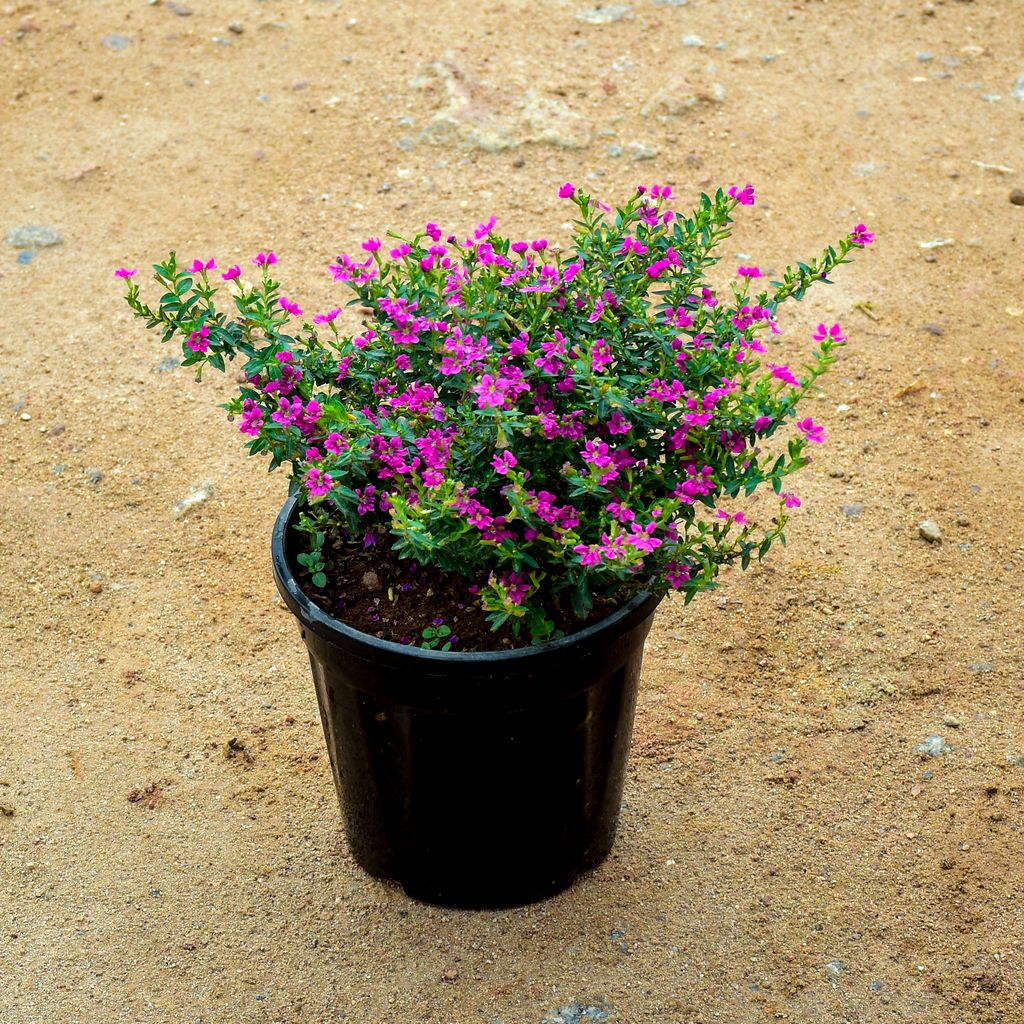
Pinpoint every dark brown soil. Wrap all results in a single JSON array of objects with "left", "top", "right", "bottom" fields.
[{"left": 297, "top": 530, "right": 625, "bottom": 650}]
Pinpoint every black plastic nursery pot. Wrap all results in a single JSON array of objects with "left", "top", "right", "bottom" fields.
[{"left": 271, "top": 494, "right": 663, "bottom": 909}]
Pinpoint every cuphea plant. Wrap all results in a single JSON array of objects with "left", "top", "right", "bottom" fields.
[{"left": 119, "top": 182, "right": 872, "bottom": 642}]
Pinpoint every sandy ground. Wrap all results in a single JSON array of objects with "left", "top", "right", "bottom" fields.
[{"left": 2, "top": 0, "right": 1023, "bottom": 1021}]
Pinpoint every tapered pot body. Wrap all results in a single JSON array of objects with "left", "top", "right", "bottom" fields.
[{"left": 272, "top": 494, "right": 661, "bottom": 908}]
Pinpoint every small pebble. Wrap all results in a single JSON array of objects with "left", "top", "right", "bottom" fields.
[
  {"left": 102, "top": 34, "right": 132, "bottom": 50},
  {"left": 85, "top": 468, "right": 104, "bottom": 485},
  {"left": 1010, "top": 189, "right": 1024, "bottom": 206},
  {"left": 576, "top": 4, "right": 633, "bottom": 23},
  {"left": 842, "top": 503, "right": 865, "bottom": 517},
  {"left": 682, "top": 34, "right": 704, "bottom": 46},
  {"left": 968, "top": 661, "right": 993, "bottom": 673},
  {"left": 915, "top": 735, "right": 951, "bottom": 757},
  {"left": 89, "top": 582, "right": 103, "bottom": 594},
  {"left": 174, "top": 483, "right": 213, "bottom": 517},
  {"left": 943, "top": 714, "right": 962, "bottom": 728},
  {"left": 918, "top": 519, "right": 942, "bottom": 543},
  {"left": 228, "top": 21, "right": 244, "bottom": 34}
]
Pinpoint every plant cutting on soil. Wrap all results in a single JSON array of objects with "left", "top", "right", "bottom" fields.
[{"left": 118, "top": 183, "right": 873, "bottom": 650}]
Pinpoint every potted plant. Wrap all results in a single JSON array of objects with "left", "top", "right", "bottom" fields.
[{"left": 118, "top": 182, "right": 872, "bottom": 907}]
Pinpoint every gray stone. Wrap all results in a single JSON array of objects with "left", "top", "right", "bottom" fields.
[
  {"left": 918, "top": 519, "right": 942, "bottom": 543},
  {"left": 915, "top": 735, "right": 951, "bottom": 757},
  {"left": 943, "top": 714, "right": 962, "bottom": 728},
  {"left": 543, "top": 1003, "right": 611, "bottom": 1024},
  {"left": 842, "top": 503, "right": 865, "bottom": 517},
  {"left": 6, "top": 225, "right": 62, "bottom": 249},
  {"left": 154, "top": 355, "right": 179, "bottom": 373},
  {"left": 102, "top": 34, "right": 132, "bottom": 50},
  {"left": 605, "top": 144, "right": 623, "bottom": 158},
  {"left": 84, "top": 468, "right": 104, "bottom": 485},
  {"left": 175, "top": 483, "right": 214, "bottom": 517},
  {"left": 682, "top": 34, "right": 704, "bottom": 46},
  {"left": 576, "top": 5, "right": 633, "bottom": 23},
  {"left": 968, "top": 661, "right": 993, "bottom": 673},
  {"left": 17, "top": 251, "right": 33, "bottom": 265},
  {"left": 1013, "top": 74, "right": 1024, "bottom": 102},
  {"left": 917, "top": 51, "right": 935, "bottom": 61},
  {"left": 626, "top": 141, "right": 658, "bottom": 160},
  {"left": 826, "top": 960, "right": 845, "bottom": 977}
]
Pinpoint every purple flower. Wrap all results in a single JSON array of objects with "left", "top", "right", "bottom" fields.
[
  {"left": 797, "top": 418, "right": 827, "bottom": 444},
  {"left": 491, "top": 450, "right": 517, "bottom": 475},
  {"left": 558, "top": 182, "right": 576, "bottom": 199},
  {"left": 728, "top": 183, "right": 756, "bottom": 206},
  {"left": 780, "top": 491, "right": 801, "bottom": 509},
  {"left": 306, "top": 467, "right": 333, "bottom": 498},
  {"left": 114, "top": 267, "right": 137, "bottom": 278},
  {"left": 813, "top": 322, "right": 847, "bottom": 344},
  {"left": 737, "top": 265, "right": 762, "bottom": 278},
  {"left": 186, "top": 325, "right": 210, "bottom": 354},
  {"left": 767, "top": 363, "right": 800, "bottom": 387},
  {"left": 221, "top": 265, "right": 241, "bottom": 281},
  {"left": 851, "top": 223, "right": 874, "bottom": 246},
  {"left": 531, "top": 239, "right": 548, "bottom": 252},
  {"left": 362, "top": 238, "right": 382, "bottom": 252},
  {"left": 314, "top": 308, "right": 342, "bottom": 324},
  {"left": 190, "top": 258, "right": 216, "bottom": 273},
  {"left": 252, "top": 251, "right": 277, "bottom": 267},
  {"left": 279, "top": 297, "right": 303, "bottom": 317}
]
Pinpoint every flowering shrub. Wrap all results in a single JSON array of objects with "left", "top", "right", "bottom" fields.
[{"left": 119, "top": 183, "right": 872, "bottom": 642}]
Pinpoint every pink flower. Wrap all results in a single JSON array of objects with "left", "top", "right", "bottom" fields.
[
  {"left": 813, "top": 322, "right": 847, "bottom": 344},
  {"left": 190, "top": 258, "right": 216, "bottom": 273},
  {"left": 780, "top": 492, "right": 801, "bottom": 509},
  {"left": 305, "top": 467, "right": 333, "bottom": 498},
  {"left": 252, "top": 251, "right": 277, "bottom": 267},
  {"left": 767, "top": 363, "right": 800, "bottom": 387},
  {"left": 314, "top": 308, "right": 342, "bottom": 324},
  {"left": 221, "top": 265, "right": 241, "bottom": 281},
  {"left": 665, "top": 561, "right": 691, "bottom": 588},
  {"left": 752, "top": 415, "right": 773, "bottom": 432},
  {"left": 851, "top": 223, "right": 874, "bottom": 246},
  {"left": 491, "top": 450, "right": 517, "bottom": 475},
  {"left": 558, "top": 182, "right": 576, "bottom": 199},
  {"left": 114, "top": 267, "right": 137, "bottom": 278},
  {"left": 473, "top": 374, "right": 509, "bottom": 409},
  {"left": 279, "top": 297, "right": 303, "bottom": 317},
  {"left": 186, "top": 325, "right": 210, "bottom": 354},
  {"left": 737, "top": 265, "right": 762, "bottom": 278},
  {"left": 606, "top": 411, "right": 632, "bottom": 435},
  {"left": 362, "top": 238, "right": 382, "bottom": 252},
  {"left": 390, "top": 244, "right": 412, "bottom": 259},
  {"left": 531, "top": 239, "right": 548, "bottom": 252},
  {"left": 728, "top": 183, "right": 756, "bottom": 206},
  {"left": 325, "top": 432, "right": 347, "bottom": 455},
  {"left": 511, "top": 241, "right": 529, "bottom": 255},
  {"left": 797, "top": 417, "right": 827, "bottom": 444},
  {"left": 239, "top": 399, "right": 264, "bottom": 437}
]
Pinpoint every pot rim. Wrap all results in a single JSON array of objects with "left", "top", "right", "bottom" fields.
[{"left": 272, "top": 493, "right": 663, "bottom": 665}]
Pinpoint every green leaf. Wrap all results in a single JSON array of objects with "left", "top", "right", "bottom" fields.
[{"left": 312, "top": 572, "right": 327, "bottom": 588}]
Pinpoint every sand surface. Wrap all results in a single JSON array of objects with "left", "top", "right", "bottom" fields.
[{"left": 3, "top": 1, "right": 1023, "bottom": 1021}]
